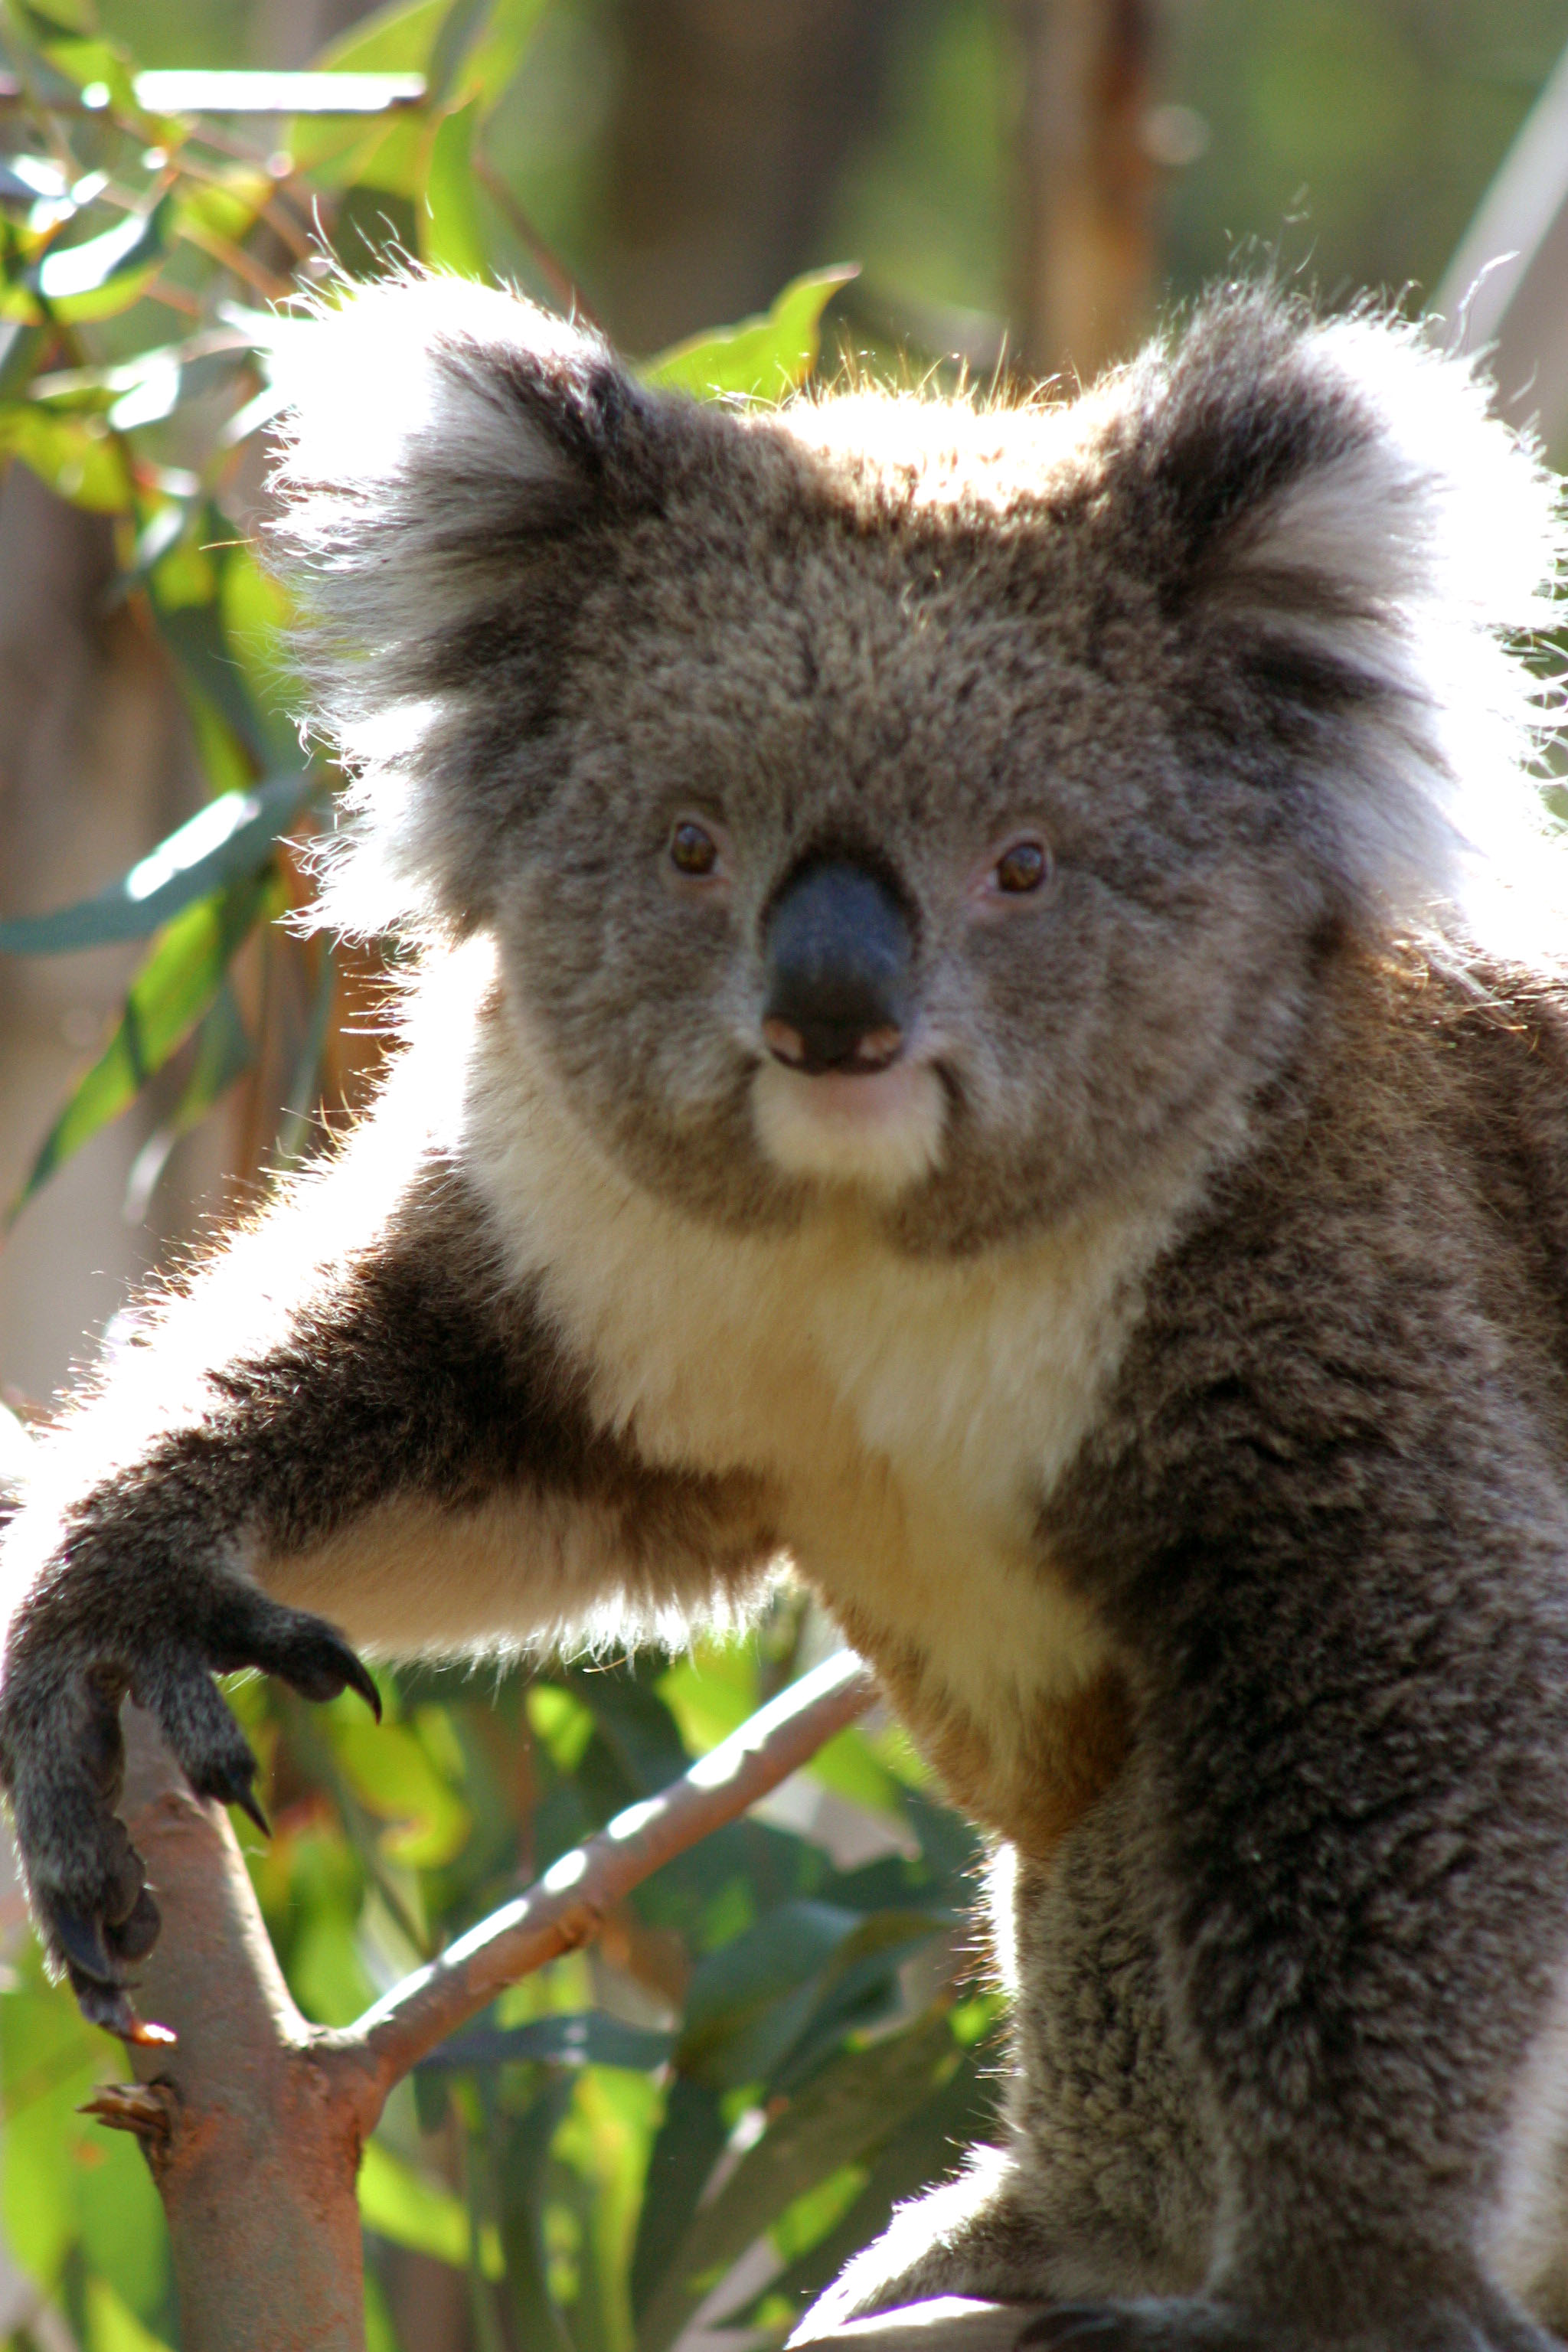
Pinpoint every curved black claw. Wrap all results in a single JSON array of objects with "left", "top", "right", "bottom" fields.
[
  {"left": 270, "top": 1622, "right": 381, "bottom": 1720},
  {"left": 195, "top": 1752, "right": 270, "bottom": 1837},
  {"left": 47, "top": 1896, "right": 118, "bottom": 1989},
  {"left": 226, "top": 1600, "right": 381, "bottom": 1720},
  {"left": 75, "top": 1979, "right": 142, "bottom": 2040}
]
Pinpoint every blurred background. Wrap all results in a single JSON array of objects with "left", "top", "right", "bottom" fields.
[{"left": 2, "top": 2, "right": 1567, "bottom": 2348}]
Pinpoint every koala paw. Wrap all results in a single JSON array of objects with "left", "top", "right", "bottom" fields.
[{"left": 0, "top": 1575, "right": 379, "bottom": 2037}]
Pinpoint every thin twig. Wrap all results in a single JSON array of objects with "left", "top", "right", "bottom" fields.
[{"left": 326, "top": 1648, "right": 877, "bottom": 2120}]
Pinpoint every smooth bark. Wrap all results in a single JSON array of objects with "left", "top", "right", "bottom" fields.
[{"left": 93, "top": 1655, "right": 877, "bottom": 2350}]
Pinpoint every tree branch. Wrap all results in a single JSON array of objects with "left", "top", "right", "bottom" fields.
[
  {"left": 94, "top": 1651, "right": 877, "bottom": 2349},
  {"left": 325, "top": 1648, "right": 877, "bottom": 2128}
]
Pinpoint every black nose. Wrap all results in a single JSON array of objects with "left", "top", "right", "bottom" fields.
[{"left": 762, "top": 861, "right": 913, "bottom": 1076}]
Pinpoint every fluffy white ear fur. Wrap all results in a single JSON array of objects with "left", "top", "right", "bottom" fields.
[
  {"left": 1139, "top": 299, "right": 1567, "bottom": 959},
  {"left": 269, "top": 273, "right": 615, "bottom": 935}
]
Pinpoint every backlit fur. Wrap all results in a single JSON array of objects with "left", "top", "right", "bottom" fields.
[{"left": 3, "top": 276, "right": 1568, "bottom": 2350}]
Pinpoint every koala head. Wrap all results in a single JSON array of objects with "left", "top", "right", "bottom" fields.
[{"left": 272, "top": 274, "right": 1563, "bottom": 1256}]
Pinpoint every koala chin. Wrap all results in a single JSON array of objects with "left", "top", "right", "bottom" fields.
[{"left": 6, "top": 270, "right": 1568, "bottom": 2352}]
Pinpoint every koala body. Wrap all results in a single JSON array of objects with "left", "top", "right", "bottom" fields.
[{"left": 4, "top": 277, "right": 1568, "bottom": 2351}]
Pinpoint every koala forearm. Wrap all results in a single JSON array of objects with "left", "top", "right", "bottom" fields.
[{"left": 5, "top": 1148, "right": 776, "bottom": 1665}]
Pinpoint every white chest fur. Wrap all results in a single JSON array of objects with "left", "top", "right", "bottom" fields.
[{"left": 462, "top": 1009, "right": 1183, "bottom": 1725}]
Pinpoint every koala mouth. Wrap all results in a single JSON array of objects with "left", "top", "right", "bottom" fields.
[{"left": 750, "top": 1055, "right": 947, "bottom": 1192}]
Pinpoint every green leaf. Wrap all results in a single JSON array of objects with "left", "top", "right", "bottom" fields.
[
  {"left": 122, "top": 984, "right": 253, "bottom": 1223},
  {"left": 313, "top": 0, "right": 446, "bottom": 72},
  {"left": 9, "top": 192, "right": 175, "bottom": 323},
  {"left": 420, "top": 96, "right": 488, "bottom": 277},
  {"left": 497, "top": 2081, "right": 578, "bottom": 2352},
  {"left": 84, "top": 2276, "right": 174, "bottom": 2352},
  {"left": 175, "top": 165, "right": 273, "bottom": 245},
  {"left": 642, "top": 266, "right": 858, "bottom": 401},
  {"left": 675, "top": 1903, "right": 867, "bottom": 2089},
  {"left": 416, "top": 2013, "right": 675, "bottom": 2073},
  {"left": 284, "top": 0, "right": 443, "bottom": 182},
  {"left": 629, "top": 2076, "right": 727, "bottom": 2324},
  {"left": 133, "top": 69, "right": 424, "bottom": 113},
  {"left": 360, "top": 2139, "right": 502, "bottom": 2275},
  {"left": 0, "top": 401, "right": 130, "bottom": 508},
  {"left": 635, "top": 2014, "right": 957, "bottom": 2352},
  {"left": 424, "top": 0, "right": 492, "bottom": 110},
  {"left": 330, "top": 1713, "right": 473, "bottom": 1867},
  {"left": 9, "top": 866, "right": 279, "bottom": 1219},
  {"left": 448, "top": 0, "right": 547, "bottom": 114},
  {"left": 155, "top": 586, "right": 298, "bottom": 771},
  {"left": 41, "top": 34, "right": 138, "bottom": 113},
  {"left": 0, "top": 771, "right": 315, "bottom": 956}
]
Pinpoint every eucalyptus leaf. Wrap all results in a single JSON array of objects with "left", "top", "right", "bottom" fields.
[
  {"left": 9, "top": 867, "right": 280, "bottom": 1220},
  {"left": 636, "top": 2015, "right": 959, "bottom": 2352},
  {"left": 642, "top": 266, "right": 858, "bottom": 401},
  {"left": 629, "top": 2075, "right": 728, "bottom": 2324},
  {"left": 0, "top": 400, "right": 129, "bottom": 508},
  {"left": 0, "top": 771, "right": 315, "bottom": 956},
  {"left": 359, "top": 2139, "right": 502, "bottom": 2275},
  {"left": 420, "top": 96, "right": 488, "bottom": 277},
  {"left": 417, "top": 2013, "right": 675, "bottom": 2073},
  {"left": 155, "top": 593, "right": 297, "bottom": 771},
  {"left": 424, "top": 0, "right": 492, "bottom": 112},
  {"left": 9, "top": 191, "right": 175, "bottom": 324},
  {"left": 497, "top": 2080, "right": 579, "bottom": 2352}
]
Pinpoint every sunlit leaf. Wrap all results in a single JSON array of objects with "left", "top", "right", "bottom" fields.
[
  {"left": 314, "top": 0, "right": 446, "bottom": 71},
  {"left": 2, "top": 191, "right": 175, "bottom": 325},
  {"left": 155, "top": 587, "right": 299, "bottom": 771},
  {"left": 0, "top": 400, "right": 130, "bottom": 508},
  {"left": 41, "top": 34, "right": 139, "bottom": 115},
  {"left": 285, "top": 0, "right": 444, "bottom": 183},
  {"left": 15, "top": 0, "right": 97, "bottom": 36},
  {"left": 134, "top": 68, "right": 424, "bottom": 113},
  {"left": 424, "top": 0, "right": 491, "bottom": 110},
  {"left": 9, "top": 866, "right": 281, "bottom": 1219},
  {"left": 642, "top": 266, "right": 858, "bottom": 400},
  {"left": 331, "top": 1714, "right": 473, "bottom": 1867},
  {"left": 0, "top": 771, "right": 315, "bottom": 956},
  {"left": 84, "top": 2275, "right": 175, "bottom": 2352},
  {"left": 175, "top": 165, "right": 273, "bottom": 245},
  {"left": 359, "top": 2139, "right": 503, "bottom": 2275},
  {"left": 420, "top": 96, "right": 488, "bottom": 276},
  {"left": 122, "top": 984, "right": 253, "bottom": 1223}
]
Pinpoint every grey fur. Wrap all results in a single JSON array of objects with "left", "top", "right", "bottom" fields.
[{"left": 2, "top": 276, "right": 1568, "bottom": 2346}]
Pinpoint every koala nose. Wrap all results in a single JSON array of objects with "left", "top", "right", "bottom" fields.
[{"left": 761, "top": 861, "right": 913, "bottom": 1076}]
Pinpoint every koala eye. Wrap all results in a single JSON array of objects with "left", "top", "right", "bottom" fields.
[
  {"left": 669, "top": 820, "right": 720, "bottom": 878},
  {"left": 992, "top": 839, "right": 1050, "bottom": 895}
]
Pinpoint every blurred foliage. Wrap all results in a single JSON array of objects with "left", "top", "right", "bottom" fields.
[{"left": 1, "top": 1622, "right": 1001, "bottom": 2352}]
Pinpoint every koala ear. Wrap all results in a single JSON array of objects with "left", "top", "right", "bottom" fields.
[
  {"left": 1093, "top": 286, "right": 1565, "bottom": 941},
  {"left": 266, "top": 273, "right": 667, "bottom": 934}
]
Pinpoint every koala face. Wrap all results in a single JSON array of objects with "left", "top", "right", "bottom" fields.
[
  {"left": 273, "top": 278, "right": 1560, "bottom": 1256},
  {"left": 495, "top": 444, "right": 1322, "bottom": 1254}
]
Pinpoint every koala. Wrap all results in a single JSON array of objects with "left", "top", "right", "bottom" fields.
[{"left": 3, "top": 272, "right": 1568, "bottom": 2352}]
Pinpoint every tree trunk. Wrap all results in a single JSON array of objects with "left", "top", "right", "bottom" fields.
[
  {"left": 599, "top": 0, "right": 902, "bottom": 351},
  {"left": 1012, "top": 0, "right": 1158, "bottom": 385}
]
